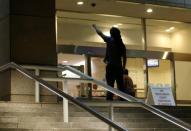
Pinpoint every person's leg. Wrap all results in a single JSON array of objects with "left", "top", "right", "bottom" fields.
[
  {"left": 116, "top": 67, "right": 126, "bottom": 100},
  {"left": 106, "top": 65, "right": 115, "bottom": 100}
]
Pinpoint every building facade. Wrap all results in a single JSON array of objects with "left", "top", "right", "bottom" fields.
[{"left": 1, "top": 0, "right": 191, "bottom": 104}]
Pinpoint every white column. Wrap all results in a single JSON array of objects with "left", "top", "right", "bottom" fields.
[
  {"left": 62, "top": 79, "right": 69, "bottom": 123},
  {"left": 35, "top": 68, "right": 40, "bottom": 103}
]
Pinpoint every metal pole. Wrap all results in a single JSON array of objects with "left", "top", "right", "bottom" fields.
[
  {"left": 109, "top": 103, "right": 114, "bottom": 131},
  {"left": 171, "top": 54, "right": 177, "bottom": 100},
  {"left": 84, "top": 54, "right": 92, "bottom": 99},
  {"left": 62, "top": 79, "right": 69, "bottom": 123},
  {"left": 141, "top": 18, "right": 149, "bottom": 98},
  {"left": 35, "top": 68, "right": 40, "bottom": 103},
  {"left": 141, "top": 18, "right": 147, "bottom": 51}
]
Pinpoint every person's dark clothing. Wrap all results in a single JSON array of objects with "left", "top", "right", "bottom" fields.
[
  {"left": 101, "top": 36, "right": 126, "bottom": 100},
  {"left": 123, "top": 75, "right": 135, "bottom": 97},
  {"left": 103, "top": 37, "right": 126, "bottom": 67},
  {"left": 106, "top": 64, "right": 125, "bottom": 100}
]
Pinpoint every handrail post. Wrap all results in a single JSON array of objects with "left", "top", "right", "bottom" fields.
[
  {"left": 62, "top": 79, "right": 69, "bottom": 123},
  {"left": 35, "top": 68, "right": 40, "bottom": 103},
  {"left": 109, "top": 103, "right": 114, "bottom": 131}
]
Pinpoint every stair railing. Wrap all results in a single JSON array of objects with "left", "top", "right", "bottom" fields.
[
  {"left": 23, "top": 63, "right": 191, "bottom": 131},
  {"left": 59, "top": 65, "right": 191, "bottom": 131},
  {"left": 0, "top": 62, "right": 127, "bottom": 131}
]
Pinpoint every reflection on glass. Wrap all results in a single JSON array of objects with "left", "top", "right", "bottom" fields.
[
  {"left": 127, "top": 58, "right": 145, "bottom": 98},
  {"left": 57, "top": 11, "right": 144, "bottom": 50},
  {"left": 148, "top": 59, "right": 172, "bottom": 87},
  {"left": 57, "top": 53, "right": 87, "bottom": 98},
  {"left": 146, "top": 19, "right": 191, "bottom": 53}
]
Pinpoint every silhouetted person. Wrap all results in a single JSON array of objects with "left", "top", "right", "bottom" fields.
[
  {"left": 123, "top": 69, "right": 135, "bottom": 97},
  {"left": 92, "top": 24, "right": 126, "bottom": 100}
]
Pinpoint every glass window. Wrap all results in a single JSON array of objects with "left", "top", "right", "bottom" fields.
[
  {"left": 146, "top": 19, "right": 191, "bottom": 54},
  {"left": 91, "top": 57, "right": 106, "bottom": 97},
  {"left": 57, "top": 11, "right": 144, "bottom": 50},
  {"left": 91, "top": 57, "right": 146, "bottom": 98},
  {"left": 126, "top": 58, "right": 145, "bottom": 98},
  {"left": 58, "top": 53, "right": 86, "bottom": 97},
  {"left": 148, "top": 59, "right": 172, "bottom": 87}
]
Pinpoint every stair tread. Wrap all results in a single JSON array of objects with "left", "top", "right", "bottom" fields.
[{"left": 0, "top": 102, "right": 189, "bottom": 130}]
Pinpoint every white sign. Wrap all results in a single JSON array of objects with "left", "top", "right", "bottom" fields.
[{"left": 146, "top": 85, "right": 176, "bottom": 106}]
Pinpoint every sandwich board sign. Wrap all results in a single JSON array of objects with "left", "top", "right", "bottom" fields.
[{"left": 146, "top": 85, "right": 176, "bottom": 106}]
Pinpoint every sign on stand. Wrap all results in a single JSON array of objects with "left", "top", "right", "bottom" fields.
[{"left": 146, "top": 85, "right": 176, "bottom": 106}]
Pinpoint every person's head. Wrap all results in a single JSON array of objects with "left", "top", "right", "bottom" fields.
[
  {"left": 124, "top": 69, "right": 129, "bottom": 75},
  {"left": 110, "top": 27, "right": 121, "bottom": 39}
]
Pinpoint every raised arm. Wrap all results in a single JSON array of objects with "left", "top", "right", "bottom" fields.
[{"left": 92, "top": 24, "right": 109, "bottom": 42}]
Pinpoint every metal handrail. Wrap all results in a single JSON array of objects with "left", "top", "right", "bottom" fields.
[
  {"left": 59, "top": 65, "right": 191, "bottom": 131},
  {"left": 0, "top": 62, "right": 127, "bottom": 131},
  {"left": 22, "top": 63, "right": 191, "bottom": 130}
]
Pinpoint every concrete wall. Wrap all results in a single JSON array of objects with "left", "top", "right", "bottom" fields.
[
  {"left": 11, "top": 69, "right": 58, "bottom": 103},
  {"left": 10, "top": 0, "right": 57, "bottom": 65},
  {"left": 9, "top": 0, "right": 58, "bottom": 102},
  {"left": 0, "top": 0, "right": 10, "bottom": 100}
]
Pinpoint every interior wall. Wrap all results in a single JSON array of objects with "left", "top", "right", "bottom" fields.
[
  {"left": 175, "top": 61, "right": 191, "bottom": 101},
  {"left": 171, "top": 25, "right": 191, "bottom": 53},
  {"left": 147, "top": 30, "right": 172, "bottom": 50},
  {"left": 148, "top": 60, "right": 171, "bottom": 86},
  {"left": 0, "top": 0, "right": 10, "bottom": 100}
]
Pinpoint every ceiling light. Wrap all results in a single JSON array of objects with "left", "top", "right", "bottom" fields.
[
  {"left": 77, "top": 1, "right": 84, "bottom": 5},
  {"left": 62, "top": 61, "right": 68, "bottom": 64},
  {"left": 96, "top": 14, "right": 123, "bottom": 18},
  {"left": 117, "top": 23, "right": 122, "bottom": 26},
  {"left": 165, "top": 27, "right": 175, "bottom": 32},
  {"left": 113, "top": 25, "right": 119, "bottom": 28},
  {"left": 146, "top": 8, "right": 153, "bottom": 13},
  {"left": 162, "top": 51, "right": 169, "bottom": 59},
  {"left": 113, "top": 23, "right": 122, "bottom": 28},
  {"left": 169, "top": 27, "right": 175, "bottom": 30},
  {"left": 165, "top": 29, "right": 171, "bottom": 32}
]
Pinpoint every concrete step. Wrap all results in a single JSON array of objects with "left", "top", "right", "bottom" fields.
[
  {"left": 17, "top": 122, "right": 107, "bottom": 129},
  {"left": 0, "top": 116, "right": 18, "bottom": 123},
  {"left": 0, "top": 102, "right": 63, "bottom": 112},
  {"left": 0, "top": 121, "right": 181, "bottom": 129},
  {"left": 0, "top": 112, "right": 61, "bottom": 117},
  {"left": 69, "top": 111, "right": 162, "bottom": 118},
  {"left": 0, "top": 128, "right": 184, "bottom": 131},
  {"left": 0, "top": 129, "right": 107, "bottom": 131},
  {"left": 0, "top": 102, "right": 189, "bottom": 131},
  {"left": 0, "top": 102, "right": 191, "bottom": 116},
  {"left": 0, "top": 115, "right": 185, "bottom": 126}
]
